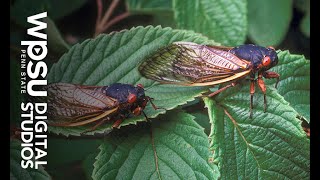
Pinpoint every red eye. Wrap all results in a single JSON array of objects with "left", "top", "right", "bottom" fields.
[
  {"left": 137, "top": 84, "right": 144, "bottom": 89},
  {"left": 128, "top": 93, "right": 137, "bottom": 104},
  {"left": 262, "top": 56, "right": 271, "bottom": 67}
]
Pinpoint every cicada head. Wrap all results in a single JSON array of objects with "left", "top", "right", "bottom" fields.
[
  {"left": 230, "top": 44, "right": 278, "bottom": 72},
  {"left": 104, "top": 83, "right": 146, "bottom": 104},
  {"left": 135, "top": 84, "right": 146, "bottom": 100},
  {"left": 104, "top": 83, "right": 150, "bottom": 117},
  {"left": 258, "top": 46, "right": 278, "bottom": 71}
]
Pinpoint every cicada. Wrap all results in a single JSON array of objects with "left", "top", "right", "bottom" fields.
[
  {"left": 138, "top": 42, "right": 280, "bottom": 118},
  {"left": 43, "top": 83, "right": 157, "bottom": 133}
]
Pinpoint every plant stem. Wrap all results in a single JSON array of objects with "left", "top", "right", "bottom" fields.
[
  {"left": 95, "top": 0, "right": 103, "bottom": 27},
  {"left": 94, "top": 0, "right": 129, "bottom": 37},
  {"left": 103, "top": 12, "right": 130, "bottom": 32}
]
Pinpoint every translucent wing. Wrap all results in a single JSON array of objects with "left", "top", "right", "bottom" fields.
[
  {"left": 139, "top": 42, "right": 251, "bottom": 86},
  {"left": 43, "top": 83, "right": 119, "bottom": 125}
]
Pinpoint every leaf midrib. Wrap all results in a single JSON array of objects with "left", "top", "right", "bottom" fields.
[{"left": 223, "top": 108, "right": 262, "bottom": 176}]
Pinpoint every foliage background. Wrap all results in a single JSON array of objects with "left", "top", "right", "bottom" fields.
[{"left": 10, "top": 0, "right": 310, "bottom": 179}]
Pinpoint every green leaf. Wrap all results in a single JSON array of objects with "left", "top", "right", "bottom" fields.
[
  {"left": 126, "top": 0, "right": 175, "bottom": 28},
  {"left": 92, "top": 111, "right": 220, "bottom": 180},
  {"left": 46, "top": 138, "right": 102, "bottom": 167},
  {"left": 248, "top": 0, "right": 292, "bottom": 46},
  {"left": 300, "top": 12, "right": 310, "bottom": 38},
  {"left": 173, "top": 0, "right": 247, "bottom": 46},
  {"left": 265, "top": 51, "right": 310, "bottom": 121},
  {"left": 190, "top": 111, "right": 211, "bottom": 135},
  {"left": 47, "top": 25, "right": 218, "bottom": 136},
  {"left": 10, "top": 139, "right": 51, "bottom": 180},
  {"left": 83, "top": 152, "right": 99, "bottom": 180},
  {"left": 44, "top": 17, "right": 70, "bottom": 56},
  {"left": 204, "top": 83, "right": 310, "bottom": 179},
  {"left": 126, "top": 0, "right": 172, "bottom": 13},
  {"left": 293, "top": 0, "right": 309, "bottom": 13}
]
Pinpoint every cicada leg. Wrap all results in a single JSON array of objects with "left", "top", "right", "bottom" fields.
[
  {"left": 112, "top": 119, "right": 123, "bottom": 128},
  {"left": 207, "top": 82, "right": 237, "bottom": 97},
  {"left": 142, "top": 111, "right": 149, "bottom": 120},
  {"left": 263, "top": 71, "right": 280, "bottom": 88},
  {"left": 250, "top": 79, "right": 255, "bottom": 119},
  {"left": 133, "top": 107, "right": 143, "bottom": 116},
  {"left": 257, "top": 74, "right": 267, "bottom": 113},
  {"left": 206, "top": 81, "right": 259, "bottom": 118},
  {"left": 146, "top": 97, "right": 165, "bottom": 110},
  {"left": 81, "top": 117, "right": 111, "bottom": 134}
]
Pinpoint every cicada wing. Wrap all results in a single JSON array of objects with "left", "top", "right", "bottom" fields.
[
  {"left": 206, "top": 44, "right": 233, "bottom": 51},
  {"left": 139, "top": 43, "right": 203, "bottom": 84},
  {"left": 139, "top": 42, "right": 251, "bottom": 86},
  {"left": 44, "top": 83, "right": 119, "bottom": 125},
  {"left": 49, "top": 107, "right": 119, "bottom": 127},
  {"left": 175, "top": 42, "right": 235, "bottom": 51}
]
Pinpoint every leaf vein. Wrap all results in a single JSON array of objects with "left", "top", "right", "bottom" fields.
[
  {"left": 249, "top": 143, "right": 308, "bottom": 172},
  {"left": 84, "top": 30, "right": 138, "bottom": 85},
  {"left": 96, "top": 30, "right": 170, "bottom": 84}
]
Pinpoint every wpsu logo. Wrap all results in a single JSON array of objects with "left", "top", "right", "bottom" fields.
[{"left": 20, "top": 12, "right": 48, "bottom": 169}]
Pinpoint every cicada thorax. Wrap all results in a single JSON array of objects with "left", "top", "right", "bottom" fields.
[
  {"left": 228, "top": 44, "right": 278, "bottom": 72},
  {"left": 103, "top": 83, "right": 148, "bottom": 117}
]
